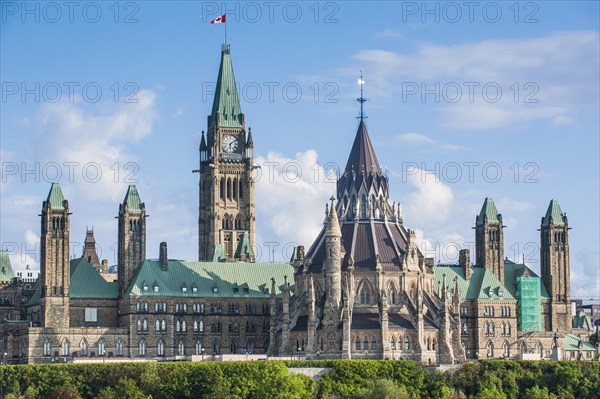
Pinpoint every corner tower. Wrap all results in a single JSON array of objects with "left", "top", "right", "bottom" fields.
[
  {"left": 40, "top": 183, "right": 71, "bottom": 328},
  {"left": 475, "top": 197, "right": 504, "bottom": 283},
  {"left": 118, "top": 184, "right": 146, "bottom": 295},
  {"left": 540, "top": 199, "right": 571, "bottom": 332},
  {"left": 198, "top": 44, "right": 255, "bottom": 261}
]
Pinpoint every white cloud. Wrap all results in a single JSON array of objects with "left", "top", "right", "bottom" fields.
[
  {"left": 393, "top": 132, "right": 467, "bottom": 151},
  {"left": 255, "top": 149, "right": 335, "bottom": 249},
  {"left": 343, "top": 31, "right": 599, "bottom": 130},
  {"left": 395, "top": 132, "right": 435, "bottom": 144},
  {"left": 33, "top": 89, "right": 158, "bottom": 202},
  {"left": 374, "top": 28, "right": 402, "bottom": 39},
  {"left": 401, "top": 168, "right": 455, "bottom": 224}
]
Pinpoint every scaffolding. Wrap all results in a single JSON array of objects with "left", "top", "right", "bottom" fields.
[{"left": 517, "top": 275, "right": 542, "bottom": 332}]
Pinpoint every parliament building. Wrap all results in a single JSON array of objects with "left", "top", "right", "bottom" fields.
[{"left": 0, "top": 44, "right": 597, "bottom": 364}]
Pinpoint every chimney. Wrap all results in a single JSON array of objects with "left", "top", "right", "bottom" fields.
[
  {"left": 159, "top": 242, "right": 168, "bottom": 271},
  {"left": 459, "top": 249, "right": 471, "bottom": 280}
]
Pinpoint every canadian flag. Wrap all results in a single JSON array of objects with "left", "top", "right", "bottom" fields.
[{"left": 210, "top": 14, "right": 226, "bottom": 24}]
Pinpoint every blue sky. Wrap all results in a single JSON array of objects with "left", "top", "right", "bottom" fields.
[{"left": 1, "top": 1, "right": 599, "bottom": 299}]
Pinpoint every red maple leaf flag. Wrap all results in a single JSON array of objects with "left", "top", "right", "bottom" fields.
[{"left": 210, "top": 14, "right": 226, "bottom": 24}]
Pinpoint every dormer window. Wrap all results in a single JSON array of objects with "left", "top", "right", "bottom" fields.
[
  {"left": 142, "top": 283, "right": 148, "bottom": 292},
  {"left": 181, "top": 284, "right": 187, "bottom": 293},
  {"left": 154, "top": 285, "right": 159, "bottom": 293},
  {"left": 233, "top": 286, "right": 239, "bottom": 294},
  {"left": 192, "top": 286, "right": 198, "bottom": 293},
  {"left": 498, "top": 288, "right": 503, "bottom": 297},
  {"left": 212, "top": 287, "right": 219, "bottom": 294},
  {"left": 243, "top": 287, "right": 249, "bottom": 295}
]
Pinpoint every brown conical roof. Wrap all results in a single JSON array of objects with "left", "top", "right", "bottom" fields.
[{"left": 344, "top": 120, "right": 382, "bottom": 175}]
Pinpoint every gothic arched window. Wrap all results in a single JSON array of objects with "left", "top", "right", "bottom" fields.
[
  {"left": 359, "top": 284, "right": 371, "bottom": 305},
  {"left": 62, "top": 339, "right": 69, "bottom": 356},
  {"left": 158, "top": 339, "right": 165, "bottom": 356}
]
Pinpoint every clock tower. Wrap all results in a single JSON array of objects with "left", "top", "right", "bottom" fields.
[{"left": 197, "top": 44, "right": 256, "bottom": 262}]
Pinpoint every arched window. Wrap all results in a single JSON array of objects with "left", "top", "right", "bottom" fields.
[
  {"left": 360, "top": 194, "right": 367, "bottom": 218},
  {"left": 363, "top": 336, "right": 369, "bottom": 350},
  {"left": 220, "top": 178, "right": 225, "bottom": 200},
  {"left": 213, "top": 340, "right": 220, "bottom": 355},
  {"left": 182, "top": 320, "right": 187, "bottom": 333},
  {"left": 351, "top": 196, "right": 357, "bottom": 218},
  {"left": 230, "top": 340, "right": 237, "bottom": 354},
  {"left": 462, "top": 322, "right": 468, "bottom": 335},
  {"left": 199, "top": 320, "right": 204, "bottom": 332},
  {"left": 427, "top": 337, "right": 431, "bottom": 350},
  {"left": 371, "top": 336, "right": 377, "bottom": 350},
  {"left": 247, "top": 340, "right": 255, "bottom": 353},
  {"left": 239, "top": 180, "right": 243, "bottom": 199},
  {"left": 235, "top": 215, "right": 242, "bottom": 230},
  {"left": 155, "top": 320, "right": 160, "bottom": 332},
  {"left": 404, "top": 336, "right": 410, "bottom": 351},
  {"left": 178, "top": 340, "right": 185, "bottom": 356},
  {"left": 158, "top": 339, "right": 165, "bottom": 356},
  {"left": 355, "top": 336, "right": 361, "bottom": 350},
  {"left": 195, "top": 340, "right": 203, "bottom": 355},
  {"left": 80, "top": 339, "right": 88, "bottom": 356},
  {"left": 98, "top": 339, "right": 106, "bottom": 356},
  {"left": 397, "top": 337, "right": 402, "bottom": 352},
  {"left": 44, "top": 338, "right": 52, "bottom": 356},
  {"left": 359, "top": 284, "right": 371, "bottom": 304},
  {"left": 487, "top": 341, "right": 494, "bottom": 358},
  {"left": 139, "top": 339, "right": 147, "bottom": 357},
  {"left": 520, "top": 342, "right": 527, "bottom": 354},
  {"left": 161, "top": 320, "right": 167, "bottom": 332},
  {"left": 233, "top": 178, "right": 238, "bottom": 199},
  {"left": 227, "top": 178, "right": 232, "bottom": 200},
  {"left": 137, "top": 319, "right": 142, "bottom": 332},
  {"left": 432, "top": 338, "right": 436, "bottom": 351},
  {"left": 535, "top": 342, "right": 542, "bottom": 356},
  {"left": 387, "top": 283, "right": 396, "bottom": 305},
  {"left": 390, "top": 337, "right": 396, "bottom": 350},
  {"left": 61, "top": 339, "right": 69, "bottom": 356},
  {"left": 143, "top": 319, "right": 148, "bottom": 332},
  {"left": 116, "top": 340, "right": 123, "bottom": 356},
  {"left": 503, "top": 341, "right": 510, "bottom": 357}
]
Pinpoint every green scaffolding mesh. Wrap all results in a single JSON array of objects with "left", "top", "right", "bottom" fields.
[{"left": 517, "top": 276, "right": 542, "bottom": 332}]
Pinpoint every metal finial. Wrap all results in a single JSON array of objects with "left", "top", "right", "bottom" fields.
[{"left": 356, "top": 71, "right": 367, "bottom": 120}]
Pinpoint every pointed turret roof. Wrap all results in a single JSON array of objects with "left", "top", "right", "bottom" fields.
[
  {"left": 83, "top": 229, "right": 101, "bottom": 266},
  {"left": 247, "top": 127, "right": 254, "bottom": 148},
  {"left": 210, "top": 44, "right": 243, "bottom": 129},
  {"left": 542, "top": 199, "right": 566, "bottom": 226},
  {"left": 344, "top": 120, "right": 382, "bottom": 175},
  {"left": 45, "top": 182, "right": 65, "bottom": 210},
  {"left": 476, "top": 197, "right": 500, "bottom": 225},
  {"left": 0, "top": 250, "right": 14, "bottom": 282},
  {"left": 122, "top": 185, "right": 142, "bottom": 211},
  {"left": 325, "top": 198, "right": 341, "bottom": 238},
  {"left": 234, "top": 232, "right": 255, "bottom": 260},
  {"left": 200, "top": 131, "right": 207, "bottom": 150}
]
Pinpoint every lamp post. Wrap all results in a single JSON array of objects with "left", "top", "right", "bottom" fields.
[{"left": 1, "top": 352, "right": 7, "bottom": 399}]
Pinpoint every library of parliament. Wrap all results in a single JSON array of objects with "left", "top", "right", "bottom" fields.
[{"left": 0, "top": 44, "right": 597, "bottom": 364}]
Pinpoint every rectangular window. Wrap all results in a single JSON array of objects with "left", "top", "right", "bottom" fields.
[{"left": 85, "top": 308, "right": 98, "bottom": 322}]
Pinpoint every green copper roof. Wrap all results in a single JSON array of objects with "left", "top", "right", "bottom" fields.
[
  {"left": 572, "top": 310, "right": 593, "bottom": 329},
  {"left": 123, "top": 185, "right": 142, "bottom": 211},
  {"left": 212, "top": 244, "right": 226, "bottom": 262},
  {"left": 126, "top": 259, "right": 293, "bottom": 298},
  {"left": 210, "top": 45, "right": 243, "bottom": 129},
  {"left": 476, "top": 197, "right": 499, "bottom": 225},
  {"left": 0, "top": 250, "right": 14, "bottom": 282},
  {"left": 70, "top": 257, "right": 118, "bottom": 299},
  {"left": 434, "top": 265, "right": 515, "bottom": 301},
  {"left": 234, "top": 232, "right": 255, "bottom": 259},
  {"left": 46, "top": 182, "right": 65, "bottom": 210},
  {"left": 563, "top": 334, "right": 596, "bottom": 351},
  {"left": 542, "top": 199, "right": 566, "bottom": 226},
  {"left": 502, "top": 259, "right": 550, "bottom": 299},
  {"left": 26, "top": 257, "right": 118, "bottom": 305}
]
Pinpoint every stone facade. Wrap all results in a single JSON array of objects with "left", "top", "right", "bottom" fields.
[{"left": 0, "top": 44, "right": 594, "bottom": 365}]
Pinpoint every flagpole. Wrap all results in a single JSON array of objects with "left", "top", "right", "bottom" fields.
[{"left": 224, "top": 13, "right": 227, "bottom": 45}]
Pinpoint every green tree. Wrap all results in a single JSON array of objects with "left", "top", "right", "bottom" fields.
[
  {"left": 113, "top": 378, "right": 150, "bottom": 399},
  {"left": 49, "top": 383, "right": 81, "bottom": 399},
  {"left": 353, "top": 379, "right": 410, "bottom": 399},
  {"left": 522, "top": 386, "right": 557, "bottom": 399}
]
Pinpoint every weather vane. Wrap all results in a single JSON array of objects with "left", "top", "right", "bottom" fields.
[{"left": 356, "top": 70, "right": 367, "bottom": 120}]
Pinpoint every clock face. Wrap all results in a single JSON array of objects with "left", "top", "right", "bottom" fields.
[{"left": 222, "top": 135, "right": 238, "bottom": 153}]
